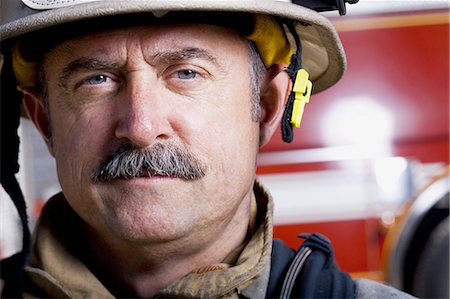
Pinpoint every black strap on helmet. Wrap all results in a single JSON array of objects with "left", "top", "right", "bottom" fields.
[
  {"left": 281, "top": 0, "right": 358, "bottom": 143},
  {"left": 281, "top": 20, "right": 303, "bottom": 143},
  {"left": 0, "top": 48, "right": 31, "bottom": 298}
]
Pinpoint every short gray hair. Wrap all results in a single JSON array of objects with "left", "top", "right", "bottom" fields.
[{"left": 247, "top": 41, "right": 266, "bottom": 122}]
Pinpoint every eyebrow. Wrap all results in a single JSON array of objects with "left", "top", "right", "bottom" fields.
[
  {"left": 59, "top": 58, "right": 122, "bottom": 88},
  {"left": 152, "top": 47, "right": 221, "bottom": 68}
]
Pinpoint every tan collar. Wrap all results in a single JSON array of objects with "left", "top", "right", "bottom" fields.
[
  {"left": 158, "top": 179, "right": 274, "bottom": 298},
  {"left": 26, "top": 193, "right": 112, "bottom": 298}
]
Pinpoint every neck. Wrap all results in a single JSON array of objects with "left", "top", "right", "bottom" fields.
[{"left": 83, "top": 192, "right": 253, "bottom": 298}]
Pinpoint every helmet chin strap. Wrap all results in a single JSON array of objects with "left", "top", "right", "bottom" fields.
[
  {"left": 0, "top": 50, "right": 31, "bottom": 298},
  {"left": 281, "top": 21, "right": 313, "bottom": 143}
]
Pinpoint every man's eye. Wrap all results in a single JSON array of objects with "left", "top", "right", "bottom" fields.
[
  {"left": 177, "top": 70, "right": 197, "bottom": 80},
  {"left": 86, "top": 75, "right": 109, "bottom": 85}
]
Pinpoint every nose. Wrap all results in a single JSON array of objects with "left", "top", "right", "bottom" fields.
[{"left": 114, "top": 73, "right": 172, "bottom": 147}]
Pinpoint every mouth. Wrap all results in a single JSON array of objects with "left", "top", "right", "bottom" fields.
[
  {"left": 94, "top": 166, "right": 201, "bottom": 184},
  {"left": 107, "top": 174, "right": 184, "bottom": 188}
]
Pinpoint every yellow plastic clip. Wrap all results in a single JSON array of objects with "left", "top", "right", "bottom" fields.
[{"left": 291, "top": 69, "right": 313, "bottom": 128}]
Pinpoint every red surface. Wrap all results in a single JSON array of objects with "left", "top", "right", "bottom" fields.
[{"left": 261, "top": 21, "right": 449, "bottom": 166}]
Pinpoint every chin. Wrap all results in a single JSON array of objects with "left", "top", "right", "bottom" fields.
[{"left": 106, "top": 213, "right": 191, "bottom": 243}]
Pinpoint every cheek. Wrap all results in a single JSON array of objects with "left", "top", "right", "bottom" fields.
[
  {"left": 217, "top": 86, "right": 259, "bottom": 147},
  {"left": 51, "top": 111, "right": 113, "bottom": 187},
  {"left": 190, "top": 90, "right": 259, "bottom": 175}
]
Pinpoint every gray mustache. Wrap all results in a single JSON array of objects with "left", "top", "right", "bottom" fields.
[{"left": 91, "top": 143, "right": 205, "bottom": 183}]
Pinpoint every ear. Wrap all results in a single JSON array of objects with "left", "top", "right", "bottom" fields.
[
  {"left": 22, "top": 87, "right": 54, "bottom": 156},
  {"left": 259, "top": 64, "right": 291, "bottom": 147}
]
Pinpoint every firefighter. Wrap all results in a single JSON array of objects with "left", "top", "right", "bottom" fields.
[{"left": 0, "top": 1, "right": 415, "bottom": 297}]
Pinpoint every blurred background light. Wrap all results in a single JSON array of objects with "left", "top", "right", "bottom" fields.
[
  {"left": 374, "top": 157, "right": 411, "bottom": 204},
  {"left": 321, "top": 96, "right": 394, "bottom": 147}
]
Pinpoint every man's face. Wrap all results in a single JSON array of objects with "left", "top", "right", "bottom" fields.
[{"left": 40, "top": 23, "right": 263, "bottom": 244}]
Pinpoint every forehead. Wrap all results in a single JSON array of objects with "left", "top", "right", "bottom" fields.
[
  {"left": 54, "top": 23, "right": 245, "bottom": 52},
  {"left": 41, "top": 23, "right": 250, "bottom": 69}
]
